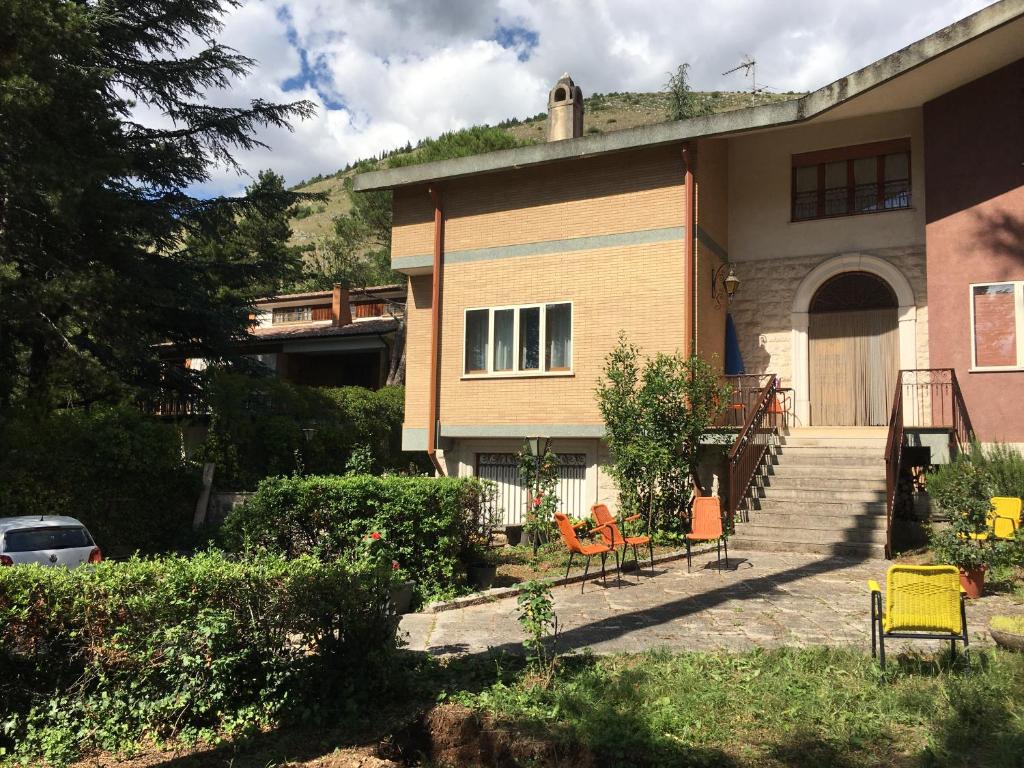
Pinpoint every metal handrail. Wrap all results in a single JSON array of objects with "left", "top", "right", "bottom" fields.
[
  {"left": 883, "top": 371, "right": 905, "bottom": 559},
  {"left": 727, "top": 375, "right": 781, "bottom": 525}
]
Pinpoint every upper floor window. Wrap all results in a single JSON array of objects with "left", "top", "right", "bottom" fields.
[
  {"left": 792, "top": 139, "right": 911, "bottom": 222},
  {"left": 272, "top": 305, "right": 331, "bottom": 324},
  {"left": 971, "top": 282, "right": 1024, "bottom": 371},
  {"left": 464, "top": 302, "right": 572, "bottom": 377}
]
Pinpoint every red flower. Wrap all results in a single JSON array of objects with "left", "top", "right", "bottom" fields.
[
  {"left": 370, "top": 532, "right": 382, "bottom": 540},
  {"left": 391, "top": 560, "right": 400, "bottom": 570},
  {"left": 532, "top": 495, "right": 543, "bottom": 508}
]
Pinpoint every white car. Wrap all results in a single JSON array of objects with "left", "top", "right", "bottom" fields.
[{"left": 0, "top": 516, "right": 103, "bottom": 569}]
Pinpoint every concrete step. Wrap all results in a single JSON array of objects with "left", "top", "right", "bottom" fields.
[
  {"left": 747, "top": 499, "right": 887, "bottom": 516},
  {"left": 729, "top": 537, "right": 885, "bottom": 559},
  {"left": 737, "top": 523, "right": 887, "bottom": 545},
  {"left": 745, "top": 512, "right": 888, "bottom": 531},
  {"left": 764, "top": 464, "right": 885, "bottom": 480},
  {"left": 766, "top": 453, "right": 884, "bottom": 468},
  {"left": 750, "top": 487, "right": 886, "bottom": 503},
  {"left": 779, "top": 437, "right": 887, "bottom": 449},
  {"left": 760, "top": 477, "right": 886, "bottom": 492},
  {"left": 784, "top": 427, "right": 888, "bottom": 438}
]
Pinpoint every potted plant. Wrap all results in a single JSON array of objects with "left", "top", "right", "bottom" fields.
[
  {"left": 927, "top": 457, "right": 1008, "bottom": 598},
  {"left": 466, "top": 502, "right": 502, "bottom": 591}
]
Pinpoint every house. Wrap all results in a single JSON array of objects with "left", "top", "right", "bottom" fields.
[
  {"left": 353, "top": 2, "right": 1024, "bottom": 555},
  {"left": 242, "top": 283, "right": 405, "bottom": 389}
]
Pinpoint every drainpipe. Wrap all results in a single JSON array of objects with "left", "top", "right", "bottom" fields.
[
  {"left": 681, "top": 143, "right": 697, "bottom": 358},
  {"left": 426, "top": 185, "right": 445, "bottom": 476}
]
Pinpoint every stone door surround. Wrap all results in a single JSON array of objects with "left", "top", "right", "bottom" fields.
[{"left": 791, "top": 254, "right": 917, "bottom": 426}]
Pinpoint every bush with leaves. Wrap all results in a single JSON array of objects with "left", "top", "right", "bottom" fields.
[
  {"left": 221, "top": 474, "right": 492, "bottom": 600},
  {"left": 0, "top": 406, "right": 201, "bottom": 557},
  {"left": 965, "top": 442, "right": 1024, "bottom": 500},
  {"left": 928, "top": 456, "right": 1019, "bottom": 571},
  {"left": 517, "top": 442, "right": 560, "bottom": 549},
  {"left": 596, "top": 335, "right": 728, "bottom": 531},
  {"left": 517, "top": 580, "right": 559, "bottom": 682},
  {"left": 0, "top": 552, "right": 396, "bottom": 765},
  {"left": 198, "top": 373, "right": 425, "bottom": 489}
]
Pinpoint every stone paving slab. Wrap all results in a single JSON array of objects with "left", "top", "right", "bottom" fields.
[{"left": 400, "top": 550, "right": 1022, "bottom": 657}]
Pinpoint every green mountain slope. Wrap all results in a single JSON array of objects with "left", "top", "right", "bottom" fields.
[{"left": 287, "top": 89, "right": 801, "bottom": 247}]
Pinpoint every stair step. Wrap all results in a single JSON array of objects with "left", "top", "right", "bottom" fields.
[
  {"left": 750, "top": 487, "right": 886, "bottom": 503},
  {"left": 765, "top": 465, "right": 885, "bottom": 480},
  {"left": 779, "top": 438, "right": 886, "bottom": 449},
  {"left": 761, "top": 476, "right": 886, "bottom": 491},
  {"left": 729, "top": 538, "right": 885, "bottom": 559},
  {"left": 737, "top": 524, "right": 887, "bottom": 545},
  {"left": 747, "top": 499, "right": 887, "bottom": 516},
  {"left": 744, "top": 512, "right": 888, "bottom": 530},
  {"left": 767, "top": 454, "right": 884, "bottom": 468}
]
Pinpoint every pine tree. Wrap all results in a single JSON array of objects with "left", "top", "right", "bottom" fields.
[{"left": 0, "top": 0, "right": 314, "bottom": 409}]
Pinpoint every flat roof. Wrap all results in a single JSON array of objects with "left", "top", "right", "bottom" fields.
[{"left": 354, "top": 0, "right": 1024, "bottom": 192}]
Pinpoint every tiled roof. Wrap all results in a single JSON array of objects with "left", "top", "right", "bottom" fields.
[{"left": 246, "top": 317, "right": 399, "bottom": 342}]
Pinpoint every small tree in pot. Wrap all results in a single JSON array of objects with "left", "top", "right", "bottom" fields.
[{"left": 928, "top": 456, "right": 1014, "bottom": 598}]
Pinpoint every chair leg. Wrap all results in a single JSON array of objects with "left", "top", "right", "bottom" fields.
[
  {"left": 613, "top": 548, "right": 621, "bottom": 586},
  {"left": 564, "top": 551, "right": 575, "bottom": 585},
  {"left": 600, "top": 552, "right": 607, "bottom": 586},
  {"left": 581, "top": 555, "right": 592, "bottom": 594},
  {"left": 648, "top": 539, "right": 655, "bottom": 575},
  {"left": 631, "top": 544, "right": 639, "bottom": 578},
  {"left": 686, "top": 539, "right": 692, "bottom": 572},
  {"left": 878, "top": 628, "right": 886, "bottom": 671},
  {"left": 716, "top": 539, "right": 721, "bottom": 572},
  {"left": 961, "top": 596, "right": 971, "bottom": 669},
  {"left": 870, "top": 595, "right": 877, "bottom": 659},
  {"left": 724, "top": 537, "right": 729, "bottom": 569}
]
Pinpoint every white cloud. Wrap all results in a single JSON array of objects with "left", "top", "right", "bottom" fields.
[{"left": 181, "top": 0, "right": 994, "bottom": 195}]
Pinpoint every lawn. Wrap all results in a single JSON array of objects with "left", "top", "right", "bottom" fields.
[
  {"left": 60, "top": 647, "right": 1024, "bottom": 767},
  {"left": 491, "top": 541, "right": 682, "bottom": 587}
]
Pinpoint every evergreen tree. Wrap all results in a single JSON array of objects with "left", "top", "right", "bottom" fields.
[{"left": 0, "top": 0, "right": 314, "bottom": 409}]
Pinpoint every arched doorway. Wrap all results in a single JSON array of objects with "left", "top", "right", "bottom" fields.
[{"left": 808, "top": 271, "right": 898, "bottom": 425}]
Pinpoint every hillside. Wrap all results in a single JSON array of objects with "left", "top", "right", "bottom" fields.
[{"left": 287, "top": 89, "right": 801, "bottom": 247}]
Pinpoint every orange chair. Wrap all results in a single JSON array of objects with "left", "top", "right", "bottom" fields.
[
  {"left": 554, "top": 512, "right": 617, "bottom": 592},
  {"left": 686, "top": 496, "right": 728, "bottom": 572},
  {"left": 591, "top": 503, "right": 654, "bottom": 577}
]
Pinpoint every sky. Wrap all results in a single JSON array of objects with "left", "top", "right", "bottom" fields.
[{"left": 189, "top": 0, "right": 994, "bottom": 195}]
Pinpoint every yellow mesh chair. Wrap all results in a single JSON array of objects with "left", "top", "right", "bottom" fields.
[
  {"left": 990, "top": 497, "right": 1022, "bottom": 540},
  {"left": 966, "top": 497, "right": 1022, "bottom": 541},
  {"left": 868, "top": 565, "right": 968, "bottom": 669}
]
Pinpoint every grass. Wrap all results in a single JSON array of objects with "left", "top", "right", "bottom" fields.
[
  {"left": 452, "top": 646, "right": 1024, "bottom": 767},
  {"left": 491, "top": 540, "right": 680, "bottom": 587}
]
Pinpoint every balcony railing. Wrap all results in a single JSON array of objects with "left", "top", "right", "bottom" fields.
[{"left": 139, "top": 391, "right": 207, "bottom": 418}]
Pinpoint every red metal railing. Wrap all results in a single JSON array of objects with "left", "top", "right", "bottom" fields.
[
  {"left": 727, "top": 375, "right": 782, "bottom": 525},
  {"left": 884, "top": 368, "right": 975, "bottom": 557},
  {"left": 718, "top": 374, "right": 775, "bottom": 428}
]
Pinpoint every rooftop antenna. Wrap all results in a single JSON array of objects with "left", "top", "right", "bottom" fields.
[{"left": 722, "top": 55, "right": 762, "bottom": 104}]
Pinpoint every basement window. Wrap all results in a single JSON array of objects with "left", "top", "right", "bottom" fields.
[
  {"left": 791, "top": 139, "right": 911, "bottom": 222},
  {"left": 971, "top": 282, "right": 1024, "bottom": 371},
  {"left": 463, "top": 302, "right": 573, "bottom": 377}
]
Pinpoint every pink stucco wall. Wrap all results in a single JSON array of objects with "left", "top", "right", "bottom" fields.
[{"left": 924, "top": 58, "right": 1024, "bottom": 442}]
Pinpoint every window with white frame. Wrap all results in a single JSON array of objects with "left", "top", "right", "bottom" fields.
[
  {"left": 464, "top": 302, "right": 572, "bottom": 376},
  {"left": 971, "top": 281, "right": 1024, "bottom": 371}
]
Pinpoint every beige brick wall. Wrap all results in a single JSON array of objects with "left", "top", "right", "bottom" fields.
[
  {"left": 695, "top": 138, "right": 729, "bottom": 367},
  {"left": 727, "top": 246, "right": 929, "bottom": 387},
  {"left": 404, "top": 274, "right": 432, "bottom": 430},
  {"left": 438, "top": 238, "right": 686, "bottom": 426}
]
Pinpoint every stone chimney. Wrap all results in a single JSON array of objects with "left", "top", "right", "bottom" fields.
[
  {"left": 331, "top": 284, "right": 352, "bottom": 326},
  {"left": 546, "top": 73, "right": 583, "bottom": 141}
]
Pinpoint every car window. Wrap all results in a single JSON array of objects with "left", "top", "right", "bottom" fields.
[{"left": 3, "top": 526, "right": 94, "bottom": 552}]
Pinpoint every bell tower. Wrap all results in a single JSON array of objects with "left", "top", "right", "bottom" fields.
[{"left": 546, "top": 73, "right": 583, "bottom": 141}]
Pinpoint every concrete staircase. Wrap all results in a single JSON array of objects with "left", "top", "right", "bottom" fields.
[{"left": 729, "top": 428, "right": 888, "bottom": 559}]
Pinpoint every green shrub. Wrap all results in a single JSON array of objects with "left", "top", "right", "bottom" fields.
[
  {"left": 0, "top": 551, "right": 396, "bottom": 764},
  {"left": 0, "top": 406, "right": 201, "bottom": 557},
  {"left": 198, "top": 373, "right": 426, "bottom": 489},
  {"left": 968, "top": 442, "right": 1024, "bottom": 500},
  {"left": 221, "top": 474, "right": 491, "bottom": 600}
]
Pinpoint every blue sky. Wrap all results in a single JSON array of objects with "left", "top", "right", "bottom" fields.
[{"left": 180, "top": 0, "right": 993, "bottom": 195}]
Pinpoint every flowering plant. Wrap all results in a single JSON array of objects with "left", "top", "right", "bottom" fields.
[{"left": 352, "top": 528, "right": 403, "bottom": 580}]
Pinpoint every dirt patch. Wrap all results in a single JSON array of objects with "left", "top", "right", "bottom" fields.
[{"left": 419, "top": 703, "right": 592, "bottom": 768}]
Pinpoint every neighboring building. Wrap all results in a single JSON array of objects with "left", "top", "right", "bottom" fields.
[
  {"left": 242, "top": 284, "right": 404, "bottom": 389},
  {"left": 353, "top": 2, "right": 1024, "bottom": 536}
]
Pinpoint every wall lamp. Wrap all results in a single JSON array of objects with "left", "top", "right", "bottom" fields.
[{"left": 711, "top": 263, "right": 741, "bottom": 307}]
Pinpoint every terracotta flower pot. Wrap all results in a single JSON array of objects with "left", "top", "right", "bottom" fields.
[{"left": 959, "top": 565, "right": 987, "bottom": 599}]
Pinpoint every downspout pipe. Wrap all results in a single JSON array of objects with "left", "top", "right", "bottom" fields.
[
  {"left": 681, "top": 143, "right": 697, "bottom": 358},
  {"left": 426, "top": 185, "right": 445, "bottom": 476}
]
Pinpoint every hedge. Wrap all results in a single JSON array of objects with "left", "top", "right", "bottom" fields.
[
  {"left": 0, "top": 552, "right": 397, "bottom": 764},
  {"left": 221, "top": 474, "right": 491, "bottom": 600},
  {"left": 198, "top": 374, "right": 428, "bottom": 489},
  {"left": 0, "top": 406, "right": 201, "bottom": 557}
]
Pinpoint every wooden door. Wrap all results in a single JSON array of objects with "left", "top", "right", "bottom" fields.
[{"left": 809, "top": 308, "right": 898, "bottom": 426}]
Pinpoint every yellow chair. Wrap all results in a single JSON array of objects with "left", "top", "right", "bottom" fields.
[
  {"left": 966, "top": 497, "right": 1022, "bottom": 541},
  {"left": 868, "top": 565, "right": 968, "bottom": 670}
]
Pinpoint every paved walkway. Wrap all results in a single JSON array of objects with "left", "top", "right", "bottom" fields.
[{"left": 400, "top": 549, "right": 1021, "bottom": 657}]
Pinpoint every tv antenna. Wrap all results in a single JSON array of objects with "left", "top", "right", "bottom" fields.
[{"left": 722, "top": 55, "right": 763, "bottom": 103}]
